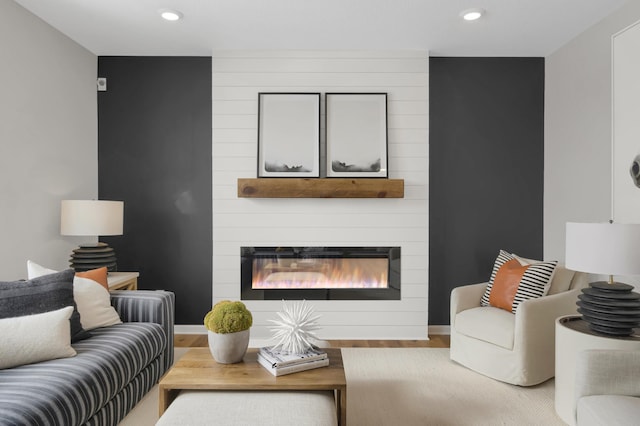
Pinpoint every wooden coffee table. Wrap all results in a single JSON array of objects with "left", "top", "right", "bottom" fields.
[{"left": 159, "top": 347, "right": 347, "bottom": 425}]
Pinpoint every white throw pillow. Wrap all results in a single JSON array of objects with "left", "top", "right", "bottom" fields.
[
  {"left": 27, "top": 260, "right": 122, "bottom": 330},
  {"left": 73, "top": 276, "right": 122, "bottom": 329},
  {"left": 27, "top": 259, "right": 56, "bottom": 277},
  {"left": 0, "top": 306, "right": 77, "bottom": 369}
]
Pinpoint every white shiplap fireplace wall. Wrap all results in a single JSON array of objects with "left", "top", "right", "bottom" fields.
[{"left": 212, "top": 50, "right": 429, "bottom": 340}]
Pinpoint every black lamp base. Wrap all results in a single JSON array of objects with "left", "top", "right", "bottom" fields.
[
  {"left": 577, "top": 281, "right": 640, "bottom": 336},
  {"left": 69, "top": 242, "right": 117, "bottom": 272}
]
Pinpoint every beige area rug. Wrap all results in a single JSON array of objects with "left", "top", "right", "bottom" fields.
[
  {"left": 120, "top": 347, "right": 564, "bottom": 425},
  {"left": 342, "top": 348, "right": 563, "bottom": 426}
]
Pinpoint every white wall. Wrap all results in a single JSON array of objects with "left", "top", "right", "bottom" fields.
[
  {"left": 612, "top": 21, "right": 640, "bottom": 224},
  {"left": 545, "top": 2, "right": 640, "bottom": 262},
  {"left": 212, "top": 50, "right": 429, "bottom": 340},
  {"left": 0, "top": 1, "right": 97, "bottom": 279}
]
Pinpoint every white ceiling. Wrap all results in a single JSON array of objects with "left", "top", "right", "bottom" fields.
[{"left": 14, "top": 0, "right": 628, "bottom": 57}]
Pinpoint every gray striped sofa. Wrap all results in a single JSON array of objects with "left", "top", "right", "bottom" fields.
[{"left": 0, "top": 290, "right": 175, "bottom": 426}]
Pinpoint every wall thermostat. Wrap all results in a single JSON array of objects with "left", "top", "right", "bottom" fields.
[{"left": 97, "top": 77, "right": 107, "bottom": 92}]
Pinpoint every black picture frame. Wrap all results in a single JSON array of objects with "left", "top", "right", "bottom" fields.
[
  {"left": 257, "top": 92, "right": 321, "bottom": 177},
  {"left": 325, "top": 93, "right": 388, "bottom": 178}
]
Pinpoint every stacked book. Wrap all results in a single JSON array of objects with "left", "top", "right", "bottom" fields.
[{"left": 257, "top": 346, "right": 329, "bottom": 376}]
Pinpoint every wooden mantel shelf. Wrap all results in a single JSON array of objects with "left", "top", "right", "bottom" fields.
[{"left": 237, "top": 178, "right": 404, "bottom": 198}]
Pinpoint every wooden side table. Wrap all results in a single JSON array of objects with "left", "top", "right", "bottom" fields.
[
  {"left": 107, "top": 272, "right": 139, "bottom": 290},
  {"left": 555, "top": 315, "right": 640, "bottom": 425}
]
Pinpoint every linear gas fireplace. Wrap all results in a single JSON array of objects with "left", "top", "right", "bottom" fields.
[{"left": 241, "top": 246, "right": 400, "bottom": 300}]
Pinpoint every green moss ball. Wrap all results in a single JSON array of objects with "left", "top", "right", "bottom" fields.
[{"left": 204, "top": 300, "right": 253, "bottom": 334}]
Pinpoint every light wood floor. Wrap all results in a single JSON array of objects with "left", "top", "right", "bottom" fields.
[{"left": 175, "top": 334, "right": 450, "bottom": 348}]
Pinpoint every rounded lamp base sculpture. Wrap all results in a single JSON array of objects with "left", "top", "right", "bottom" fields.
[
  {"left": 577, "top": 282, "right": 640, "bottom": 336},
  {"left": 69, "top": 242, "right": 117, "bottom": 272}
]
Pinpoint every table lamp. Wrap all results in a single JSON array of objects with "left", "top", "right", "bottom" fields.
[
  {"left": 61, "top": 200, "right": 124, "bottom": 272},
  {"left": 565, "top": 222, "right": 640, "bottom": 336}
]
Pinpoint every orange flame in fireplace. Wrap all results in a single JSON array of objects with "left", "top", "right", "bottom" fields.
[{"left": 252, "top": 258, "right": 389, "bottom": 289}]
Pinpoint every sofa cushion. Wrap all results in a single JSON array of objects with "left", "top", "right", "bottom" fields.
[
  {"left": 27, "top": 261, "right": 122, "bottom": 330},
  {"left": 28, "top": 261, "right": 108, "bottom": 290},
  {"left": 514, "top": 255, "right": 575, "bottom": 295},
  {"left": 0, "top": 322, "right": 166, "bottom": 426},
  {"left": 73, "top": 275, "right": 123, "bottom": 330},
  {"left": 0, "top": 306, "right": 76, "bottom": 369},
  {"left": 547, "top": 265, "right": 576, "bottom": 294},
  {"left": 0, "top": 269, "right": 90, "bottom": 342},
  {"left": 89, "top": 355, "right": 165, "bottom": 426},
  {"left": 455, "top": 306, "right": 515, "bottom": 350},
  {"left": 488, "top": 259, "right": 529, "bottom": 312},
  {"left": 577, "top": 395, "right": 640, "bottom": 426},
  {"left": 76, "top": 267, "right": 110, "bottom": 290},
  {"left": 157, "top": 390, "right": 338, "bottom": 426},
  {"left": 481, "top": 250, "right": 558, "bottom": 313}
]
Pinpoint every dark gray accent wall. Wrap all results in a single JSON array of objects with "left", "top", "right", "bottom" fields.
[
  {"left": 429, "top": 57, "right": 545, "bottom": 325},
  {"left": 98, "top": 57, "right": 212, "bottom": 325}
]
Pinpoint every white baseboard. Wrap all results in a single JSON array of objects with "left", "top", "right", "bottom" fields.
[
  {"left": 428, "top": 325, "right": 450, "bottom": 335},
  {"left": 175, "top": 325, "right": 206, "bottom": 334},
  {"left": 176, "top": 324, "right": 451, "bottom": 337}
]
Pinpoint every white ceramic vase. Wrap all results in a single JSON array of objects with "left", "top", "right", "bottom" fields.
[{"left": 208, "top": 329, "right": 250, "bottom": 364}]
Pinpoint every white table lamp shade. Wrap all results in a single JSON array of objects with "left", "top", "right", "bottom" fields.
[
  {"left": 61, "top": 200, "right": 124, "bottom": 236},
  {"left": 565, "top": 222, "right": 640, "bottom": 276}
]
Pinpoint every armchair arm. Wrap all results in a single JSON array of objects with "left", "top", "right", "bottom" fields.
[
  {"left": 450, "top": 282, "right": 488, "bottom": 326},
  {"left": 576, "top": 350, "right": 640, "bottom": 400},
  {"left": 513, "top": 287, "right": 581, "bottom": 354},
  {"left": 110, "top": 290, "right": 175, "bottom": 372}
]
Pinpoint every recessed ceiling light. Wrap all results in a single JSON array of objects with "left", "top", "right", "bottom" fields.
[
  {"left": 159, "top": 9, "right": 183, "bottom": 21},
  {"left": 460, "top": 8, "right": 484, "bottom": 21}
]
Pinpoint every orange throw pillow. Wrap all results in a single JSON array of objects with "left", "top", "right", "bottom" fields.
[
  {"left": 76, "top": 267, "right": 109, "bottom": 291},
  {"left": 488, "top": 259, "right": 530, "bottom": 312}
]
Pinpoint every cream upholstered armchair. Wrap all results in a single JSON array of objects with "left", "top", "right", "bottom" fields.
[
  {"left": 449, "top": 262, "right": 587, "bottom": 386},
  {"left": 574, "top": 349, "right": 640, "bottom": 426}
]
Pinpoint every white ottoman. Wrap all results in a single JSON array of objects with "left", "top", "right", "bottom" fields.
[
  {"left": 156, "top": 390, "right": 338, "bottom": 426},
  {"left": 577, "top": 395, "right": 640, "bottom": 426}
]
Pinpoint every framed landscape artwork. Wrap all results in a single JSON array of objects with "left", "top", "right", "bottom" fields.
[
  {"left": 257, "top": 93, "right": 321, "bottom": 177},
  {"left": 326, "top": 93, "right": 388, "bottom": 178}
]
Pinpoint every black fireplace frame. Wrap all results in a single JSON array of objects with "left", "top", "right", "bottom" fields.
[{"left": 241, "top": 246, "right": 401, "bottom": 300}]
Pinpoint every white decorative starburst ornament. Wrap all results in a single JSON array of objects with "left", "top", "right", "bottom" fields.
[{"left": 269, "top": 300, "right": 321, "bottom": 354}]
